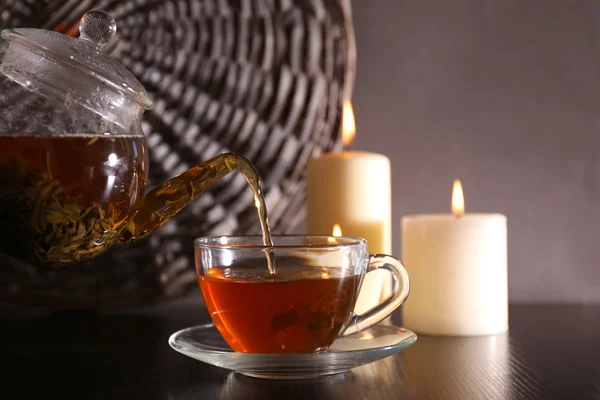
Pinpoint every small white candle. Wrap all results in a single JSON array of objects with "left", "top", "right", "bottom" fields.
[
  {"left": 401, "top": 180, "right": 508, "bottom": 336},
  {"left": 306, "top": 103, "right": 392, "bottom": 315}
]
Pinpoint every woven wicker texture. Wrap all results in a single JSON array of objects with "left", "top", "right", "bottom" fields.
[{"left": 0, "top": 0, "right": 355, "bottom": 309}]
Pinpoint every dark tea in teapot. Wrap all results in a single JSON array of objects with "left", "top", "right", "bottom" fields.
[{"left": 0, "top": 133, "right": 147, "bottom": 266}]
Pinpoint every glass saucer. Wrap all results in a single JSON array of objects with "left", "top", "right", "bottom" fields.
[{"left": 168, "top": 323, "right": 417, "bottom": 380}]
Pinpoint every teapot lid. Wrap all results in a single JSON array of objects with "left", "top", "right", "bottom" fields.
[{"left": 1, "top": 10, "right": 153, "bottom": 110}]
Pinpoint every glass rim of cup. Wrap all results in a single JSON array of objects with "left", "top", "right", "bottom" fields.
[{"left": 194, "top": 234, "right": 367, "bottom": 250}]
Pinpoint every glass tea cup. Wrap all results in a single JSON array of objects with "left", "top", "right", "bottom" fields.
[{"left": 194, "top": 235, "right": 410, "bottom": 354}]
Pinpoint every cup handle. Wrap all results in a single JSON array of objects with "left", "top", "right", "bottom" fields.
[{"left": 341, "top": 254, "right": 410, "bottom": 336}]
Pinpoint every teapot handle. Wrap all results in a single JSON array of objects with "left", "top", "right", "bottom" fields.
[{"left": 119, "top": 153, "right": 266, "bottom": 243}]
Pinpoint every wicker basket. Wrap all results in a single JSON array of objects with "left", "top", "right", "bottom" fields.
[{"left": 0, "top": 0, "right": 356, "bottom": 310}]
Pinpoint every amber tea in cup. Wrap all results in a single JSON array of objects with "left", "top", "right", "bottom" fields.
[{"left": 195, "top": 236, "right": 410, "bottom": 354}]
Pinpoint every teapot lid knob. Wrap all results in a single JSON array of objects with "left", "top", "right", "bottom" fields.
[{"left": 79, "top": 10, "right": 117, "bottom": 50}]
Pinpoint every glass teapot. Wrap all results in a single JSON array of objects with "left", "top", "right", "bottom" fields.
[{"left": 0, "top": 10, "right": 267, "bottom": 268}]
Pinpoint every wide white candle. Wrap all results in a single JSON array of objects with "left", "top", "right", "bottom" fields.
[
  {"left": 306, "top": 103, "right": 392, "bottom": 315},
  {"left": 401, "top": 180, "right": 508, "bottom": 336}
]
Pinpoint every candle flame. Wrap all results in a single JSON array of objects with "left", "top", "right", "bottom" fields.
[
  {"left": 452, "top": 179, "right": 465, "bottom": 217},
  {"left": 332, "top": 224, "right": 342, "bottom": 237},
  {"left": 342, "top": 101, "right": 356, "bottom": 146}
]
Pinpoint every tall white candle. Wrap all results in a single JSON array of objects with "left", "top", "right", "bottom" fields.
[
  {"left": 401, "top": 180, "right": 508, "bottom": 336},
  {"left": 306, "top": 103, "right": 392, "bottom": 315}
]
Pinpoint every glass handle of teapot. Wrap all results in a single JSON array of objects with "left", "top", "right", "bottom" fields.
[
  {"left": 342, "top": 254, "right": 410, "bottom": 336},
  {"left": 119, "top": 153, "right": 263, "bottom": 243}
]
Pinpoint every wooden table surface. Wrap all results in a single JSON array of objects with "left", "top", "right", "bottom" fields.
[{"left": 1, "top": 300, "right": 599, "bottom": 399}]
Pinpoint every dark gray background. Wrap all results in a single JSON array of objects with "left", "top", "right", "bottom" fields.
[{"left": 341, "top": 0, "right": 600, "bottom": 303}]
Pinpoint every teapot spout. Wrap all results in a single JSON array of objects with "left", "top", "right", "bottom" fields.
[{"left": 119, "top": 153, "right": 266, "bottom": 243}]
